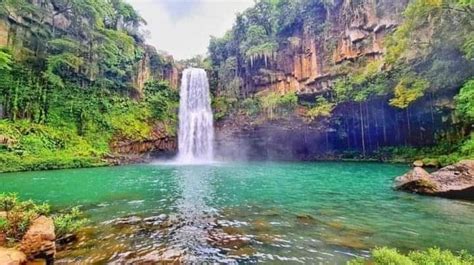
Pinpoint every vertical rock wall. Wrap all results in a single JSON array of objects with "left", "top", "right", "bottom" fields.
[{"left": 232, "top": 0, "right": 409, "bottom": 97}]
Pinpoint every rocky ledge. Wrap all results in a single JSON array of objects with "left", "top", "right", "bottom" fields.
[
  {"left": 0, "top": 216, "right": 56, "bottom": 265},
  {"left": 394, "top": 160, "right": 474, "bottom": 200}
]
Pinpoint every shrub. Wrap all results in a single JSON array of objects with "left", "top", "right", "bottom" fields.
[
  {"left": 240, "top": 97, "right": 261, "bottom": 117},
  {"left": 0, "top": 217, "right": 8, "bottom": 233},
  {"left": 0, "top": 193, "right": 50, "bottom": 240},
  {"left": 53, "top": 207, "right": 88, "bottom": 238},
  {"left": 212, "top": 96, "right": 237, "bottom": 120},
  {"left": 305, "top": 96, "right": 335, "bottom": 122},
  {"left": 348, "top": 247, "right": 474, "bottom": 265},
  {"left": 0, "top": 193, "right": 88, "bottom": 242},
  {"left": 259, "top": 91, "right": 297, "bottom": 119}
]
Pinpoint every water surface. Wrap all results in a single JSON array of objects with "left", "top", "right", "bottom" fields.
[{"left": 1, "top": 162, "right": 473, "bottom": 263}]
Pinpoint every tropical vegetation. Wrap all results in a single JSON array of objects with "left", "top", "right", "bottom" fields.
[{"left": 0, "top": 0, "right": 178, "bottom": 172}]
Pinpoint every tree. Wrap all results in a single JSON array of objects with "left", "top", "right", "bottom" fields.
[{"left": 456, "top": 79, "right": 474, "bottom": 123}]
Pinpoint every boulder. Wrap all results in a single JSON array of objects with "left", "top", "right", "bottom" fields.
[
  {"left": 0, "top": 247, "right": 26, "bottom": 265},
  {"left": 394, "top": 160, "right": 474, "bottom": 200},
  {"left": 20, "top": 216, "right": 55, "bottom": 263}
]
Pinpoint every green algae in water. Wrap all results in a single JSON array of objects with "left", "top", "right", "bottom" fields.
[{"left": 1, "top": 162, "right": 473, "bottom": 263}]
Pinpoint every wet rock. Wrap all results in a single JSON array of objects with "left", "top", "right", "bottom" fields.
[
  {"left": 228, "top": 246, "right": 256, "bottom": 257},
  {"left": 0, "top": 247, "right": 27, "bottom": 265},
  {"left": 20, "top": 216, "right": 55, "bottom": 263},
  {"left": 134, "top": 249, "right": 183, "bottom": 264},
  {"left": 261, "top": 209, "right": 280, "bottom": 217},
  {"left": 327, "top": 236, "right": 367, "bottom": 250},
  {"left": 26, "top": 259, "right": 47, "bottom": 265},
  {"left": 161, "top": 249, "right": 183, "bottom": 260},
  {"left": 395, "top": 160, "right": 474, "bottom": 200},
  {"left": 143, "top": 214, "right": 167, "bottom": 224},
  {"left": 222, "top": 226, "right": 244, "bottom": 235},
  {"left": 208, "top": 230, "right": 251, "bottom": 249},
  {"left": 296, "top": 214, "right": 317, "bottom": 224},
  {"left": 255, "top": 234, "right": 276, "bottom": 244},
  {"left": 55, "top": 234, "right": 77, "bottom": 248},
  {"left": 413, "top": 160, "right": 424, "bottom": 167},
  {"left": 394, "top": 167, "right": 435, "bottom": 193},
  {"left": 252, "top": 219, "right": 271, "bottom": 232},
  {"left": 327, "top": 220, "right": 344, "bottom": 230},
  {"left": 107, "top": 216, "right": 142, "bottom": 226}
]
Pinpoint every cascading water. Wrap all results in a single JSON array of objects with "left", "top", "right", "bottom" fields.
[{"left": 176, "top": 68, "right": 214, "bottom": 163}]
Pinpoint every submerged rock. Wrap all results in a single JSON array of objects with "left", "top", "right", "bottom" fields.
[
  {"left": 129, "top": 249, "right": 183, "bottom": 264},
  {"left": 0, "top": 247, "right": 27, "bottom": 265},
  {"left": 394, "top": 160, "right": 474, "bottom": 200},
  {"left": 296, "top": 214, "right": 318, "bottom": 225},
  {"left": 105, "top": 216, "right": 143, "bottom": 226}
]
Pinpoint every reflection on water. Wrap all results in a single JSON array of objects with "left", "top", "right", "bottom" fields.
[{"left": 168, "top": 166, "right": 221, "bottom": 262}]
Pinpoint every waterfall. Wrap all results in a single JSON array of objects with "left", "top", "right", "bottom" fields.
[{"left": 177, "top": 68, "right": 214, "bottom": 163}]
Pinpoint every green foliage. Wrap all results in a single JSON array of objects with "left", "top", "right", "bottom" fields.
[
  {"left": 104, "top": 98, "right": 153, "bottom": 141},
  {"left": 53, "top": 207, "right": 88, "bottom": 238},
  {"left": 0, "top": 50, "right": 12, "bottom": 70},
  {"left": 0, "top": 217, "right": 7, "bottom": 233},
  {"left": 212, "top": 96, "right": 237, "bottom": 121},
  {"left": 259, "top": 91, "right": 297, "bottom": 119},
  {"left": 348, "top": 247, "right": 474, "bottom": 265},
  {"left": 0, "top": 193, "right": 87, "bottom": 242},
  {"left": 455, "top": 79, "right": 474, "bottom": 123},
  {"left": 240, "top": 97, "right": 261, "bottom": 117},
  {"left": 463, "top": 33, "right": 474, "bottom": 59},
  {"left": 0, "top": 118, "right": 107, "bottom": 172},
  {"left": 0, "top": 0, "right": 179, "bottom": 172},
  {"left": 0, "top": 78, "right": 177, "bottom": 172},
  {"left": 374, "top": 132, "right": 474, "bottom": 166},
  {"left": 460, "top": 133, "right": 474, "bottom": 157},
  {"left": 0, "top": 193, "right": 50, "bottom": 240},
  {"left": 143, "top": 80, "right": 179, "bottom": 135},
  {"left": 306, "top": 96, "right": 335, "bottom": 122},
  {"left": 209, "top": 0, "right": 327, "bottom": 73},
  {"left": 389, "top": 76, "right": 429, "bottom": 109}
]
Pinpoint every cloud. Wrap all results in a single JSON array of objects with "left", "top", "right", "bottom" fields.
[{"left": 127, "top": 0, "right": 254, "bottom": 60}]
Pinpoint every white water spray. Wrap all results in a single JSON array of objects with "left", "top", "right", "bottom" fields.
[{"left": 176, "top": 68, "right": 214, "bottom": 163}]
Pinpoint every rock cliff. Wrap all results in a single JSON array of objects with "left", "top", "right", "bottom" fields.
[
  {"left": 110, "top": 123, "right": 177, "bottom": 158},
  {"left": 0, "top": 2, "right": 179, "bottom": 97},
  {"left": 234, "top": 0, "right": 408, "bottom": 97},
  {"left": 212, "top": 0, "right": 471, "bottom": 161}
]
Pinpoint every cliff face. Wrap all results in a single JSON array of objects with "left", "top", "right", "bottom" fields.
[
  {"left": 213, "top": 0, "right": 466, "bottom": 161},
  {"left": 110, "top": 123, "right": 177, "bottom": 161},
  {"left": 0, "top": 1, "right": 179, "bottom": 157},
  {"left": 237, "top": 0, "right": 408, "bottom": 97},
  {"left": 0, "top": 3, "right": 178, "bottom": 97},
  {"left": 132, "top": 46, "right": 180, "bottom": 97}
]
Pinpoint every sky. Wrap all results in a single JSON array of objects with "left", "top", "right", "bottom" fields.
[{"left": 127, "top": 0, "right": 254, "bottom": 60}]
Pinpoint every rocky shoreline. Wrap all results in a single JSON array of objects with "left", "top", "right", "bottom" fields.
[
  {"left": 0, "top": 216, "right": 56, "bottom": 265},
  {"left": 394, "top": 160, "right": 474, "bottom": 200}
]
